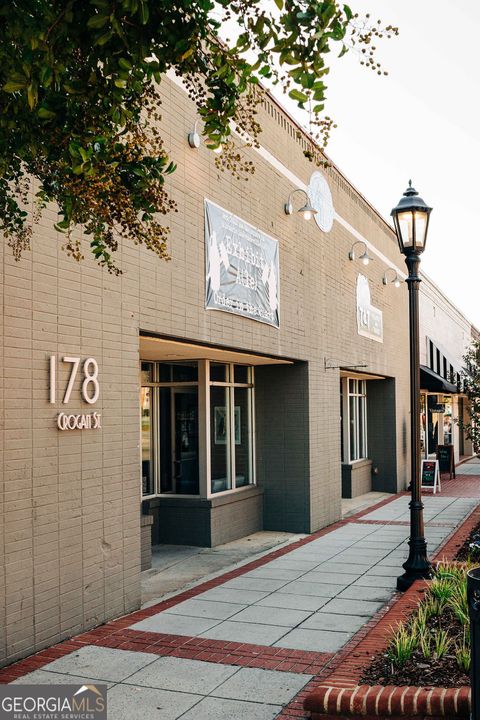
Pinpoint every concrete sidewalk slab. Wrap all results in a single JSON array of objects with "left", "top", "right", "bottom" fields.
[
  {"left": 211, "top": 666, "right": 311, "bottom": 704},
  {"left": 124, "top": 656, "right": 238, "bottom": 694},
  {"left": 45, "top": 646, "right": 158, "bottom": 683},
  {"left": 199, "top": 620, "right": 288, "bottom": 645},
  {"left": 227, "top": 605, "right": 311, "bottom": 627},
  {"left": 273, "top": 628, "right": 352, "bottom": 653},
  {"left": 163, "top": 598, "right": 246, "bottom": 620},
  {"left": 298, "top": 612, "right": 366, "bottom": 633},
  {"left": 179, "top": 696, "right": 282, "bottom": 720},
  {"left": 106, "top": 685, "right": 202, "bottom": 720},
  {"left": 254, "top": 593, "right": 330, "bottom": 612}
]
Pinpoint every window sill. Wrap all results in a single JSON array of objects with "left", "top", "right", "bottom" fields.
[
  {"left": 146, "top": 485, "right": 263, "bottom": 509},
  {"left": 342, "top": 458, "right": 371, "bottom": 468}
]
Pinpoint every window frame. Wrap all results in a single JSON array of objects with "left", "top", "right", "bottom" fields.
[
  {"left": 207, "top": 362, "right": 256, "bottom": 498},
  {"left": 140, "top": 361, "right": 200, "bottom": 499},
  {"left": 140, "top": 360, "right": 256, "bottom": 500},
  {"left": 342, "top": 377, "right": 368, "bottom": 463}
]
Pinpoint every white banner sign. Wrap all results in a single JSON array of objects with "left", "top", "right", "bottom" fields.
[
  {"left": 356, "top": 274, "right": 383, "bottom": 343},
  {"left": 205, "top": 199, "right": 280, "bottom": 328}
]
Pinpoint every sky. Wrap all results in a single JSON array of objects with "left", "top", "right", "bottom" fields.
[{"left": 268, "top": 0, "right": 480, "bottom": 327}]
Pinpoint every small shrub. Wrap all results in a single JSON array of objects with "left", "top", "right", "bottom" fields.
[
  {"left": 449, "top": 584, "right": 469, "bottom": 626},
  {"left": 386, "top": 623, "right": 417, "bottom": 666},
  {"left": 455, "top": 629, "right": 471, "bottom": 673},
  {"left": 422, "top": 595, "right": 442, "bottom": 620},
  {"left": 428, "top": 577, "right": 454, "bottom": 610},
  {"left": 418, "top": 628, "right": 432, "bottom": 659},
  {"left": 432, "top": 629, "right": 451, "bottom": 660},
  {"left": 414, "top": 606, "right": 428, "bottom": 634}
]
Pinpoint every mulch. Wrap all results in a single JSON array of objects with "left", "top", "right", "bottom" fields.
[
  {"left": 359, "top": 605, "right": 469, "bottom": 688},
  {"left": 358, "top": 519, "right": 480, "bottom": 691}
]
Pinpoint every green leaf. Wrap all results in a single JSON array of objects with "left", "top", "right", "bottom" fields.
[
  {"left": 3, "top": 73, "right": 27, "bottom": 92},
  {"left": 27, "top": 83, "right": 38, "bottom": 109},
  {"left": 289, "top": 88, "right": 308, "bottom": 103},
  {"left": 274, "top": 0, "right": 283, "bottom": 8},
  {"left": 95, "top": 30, "right": 113, "bottom": 46},
  {"left": 87, "top": 14, "right": 109, "bottom": 29},
  {"left": 37, "top": 106, "right": 56, "bottom": 119}
]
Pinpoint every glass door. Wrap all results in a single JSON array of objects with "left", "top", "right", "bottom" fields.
[
  {"left": 427, "top": 394, "right": 442, "bottom": 457},
  {"left": 172, "top": 388, "right": 199, "bottom": 494}
]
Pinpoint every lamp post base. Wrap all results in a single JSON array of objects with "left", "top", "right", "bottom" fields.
[{"left": 397, "top": 537, "right": 432, "bottom": 591}]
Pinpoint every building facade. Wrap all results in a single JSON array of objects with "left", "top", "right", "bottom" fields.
[
  {"left": 419, "top": 273, "right": 476, "bottom": 464},
  {"left": 1, "top": 73, "right": 472, "bottom": 668}
]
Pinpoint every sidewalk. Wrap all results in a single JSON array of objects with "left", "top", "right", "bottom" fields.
[{"left": 2, "top": 460, "right": 479, "bottom": 720}]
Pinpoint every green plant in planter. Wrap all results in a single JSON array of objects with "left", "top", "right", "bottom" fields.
[
  {"left": 435, "top": 561, "right": 465, "bottom": 582},
  {"left": 449, "top": 583, "right": 469, "bottom": 626},
  {"left": 417, "top": 627, "right": 432, "bottom": 659},
  {"left": 428, "top": 577, "right": 455, "bottom": 611},
  {"left": 422, "top": 595, "right": 442, "bottom": 620},
  {"left": 386, "top": 623, "right": 418, "bottom": 666},
  {"left": 414, "top": 606, "right": 429, "bottom": 635},
  {"left": 455, "top": 629, "right": 471, "bottom": 673},
  {"left": 432, "top": 628, "right": 451, "bottom": 660}
]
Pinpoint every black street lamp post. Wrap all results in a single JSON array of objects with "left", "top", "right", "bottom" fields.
[{"left": 391, "top": 181, "right": 433, "bottom": 592}]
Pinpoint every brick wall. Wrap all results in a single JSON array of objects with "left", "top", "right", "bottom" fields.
[{"left": 1, "top": 74, "right": 414, "bottom": 665}]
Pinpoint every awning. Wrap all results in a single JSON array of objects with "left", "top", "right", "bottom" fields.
[{"left": 420, "top": 365, "right": 458, "bottom": 394}]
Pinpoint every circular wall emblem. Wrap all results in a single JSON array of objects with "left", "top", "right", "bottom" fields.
[{"left": 308, "top": 171, "right": 334, "bottom": 233}]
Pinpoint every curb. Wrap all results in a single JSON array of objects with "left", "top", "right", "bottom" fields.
[{"left": 304, "top": 684, "right": 471, "bottom": 718}]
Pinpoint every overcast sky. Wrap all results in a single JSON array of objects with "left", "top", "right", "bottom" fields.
[{"left": 269, "top": 0, "right": 479, "bottom": 327}]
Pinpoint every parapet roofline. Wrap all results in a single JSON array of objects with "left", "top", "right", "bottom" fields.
[{"left": 262, "top": 86, "right": 396, "bottom": 239}]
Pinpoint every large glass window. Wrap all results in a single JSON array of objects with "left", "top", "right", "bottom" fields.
[
  {"left": 209, "top": 364, "right": 255, "bottom": 495},
  {"left": 141, "top": 361, "right": 199, "bottom": 497},
  {"left": 210, "top": 385, "right": 232, "bottom": 493},
  {"left": 140, "top": 360, "right": 255, "bottom": 498},
  {"left": 343, "top": 378, "right": 367, "bottom": 462},
  {"left": 141, "top": 385, "right": 154, "bottom": 496}
]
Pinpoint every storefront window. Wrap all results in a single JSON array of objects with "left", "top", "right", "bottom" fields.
[
  {"left": 139, "top": 360, "right": 254, "bottom": 498},
  {"left": 443, "top": 397, "right": 453, "bottom": 445},
  {"left": 210, "top": 385, "right": 232, "bottom": 493},
  {"left": 345, "top": 379, "right": 367, "bottom": 462},
  {"left": 209, "top": 363, "right": 255, "bottom": 495},
  {"left": 141, "top": 362, "right": 199, "bottom": 497},
  {"left": 427, "top": 394, "right": 441, "bottom": 456},
  {"left": 420, "top": 393, "right": 426, "bottom": 456},
  {"left": 234, "top": 386, "right": 253, "bottom": 487},
  {"left": 141, "top": 387, "right": 154, "bottom": 496},
  {"left": 158, "top": 361, "right": 198, "bottom": 382}
]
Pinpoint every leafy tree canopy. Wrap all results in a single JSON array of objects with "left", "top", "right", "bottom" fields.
[
  {"left": 458, "top": 339, "right": 480, "bottom": 454},
  {"left": 0, "top": 0, "right": 396, "bottom": 273}
]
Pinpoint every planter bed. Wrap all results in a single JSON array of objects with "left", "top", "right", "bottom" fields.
[{"left": 303, "top": 505, "right": 480, "bottom": 719}]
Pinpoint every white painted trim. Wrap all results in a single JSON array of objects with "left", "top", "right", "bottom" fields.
[{"left": 167, "top": 70, "right": 407, "bottom": 280}]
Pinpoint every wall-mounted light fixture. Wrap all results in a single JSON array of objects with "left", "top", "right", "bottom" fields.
[
  {"left": 188, "top": 120, "right": 224, "bottom": 155},
  {"left": 348, "top": 240, "right": 372, "bottom": 266},
  {"left": 383, "top": 267, "right": 401, "bottom": 288},
  {"left": 284, "top": 189, "right": 317, "bottom": 221},
  {"left": 187, "top": 120, "right": 201, "bottom": 149}
]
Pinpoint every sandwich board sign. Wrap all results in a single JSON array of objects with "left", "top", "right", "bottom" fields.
[
  {"left": 437, "top": 444, "right": 455, "bottom": 479},
  {"left": 421, "top": 459, "right": 441, "bottom": 494}
]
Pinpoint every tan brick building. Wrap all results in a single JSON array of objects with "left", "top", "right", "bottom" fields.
[{"left": 0, "top": 74, "right": 471, "bottom": 667}]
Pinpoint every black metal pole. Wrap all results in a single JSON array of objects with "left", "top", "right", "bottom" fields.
[
  {"left": 467, "top": 567, "right": 480, "bottom": 720},
  {"left": 397, "top": 253, "right": 432, "bottom": 591}
]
